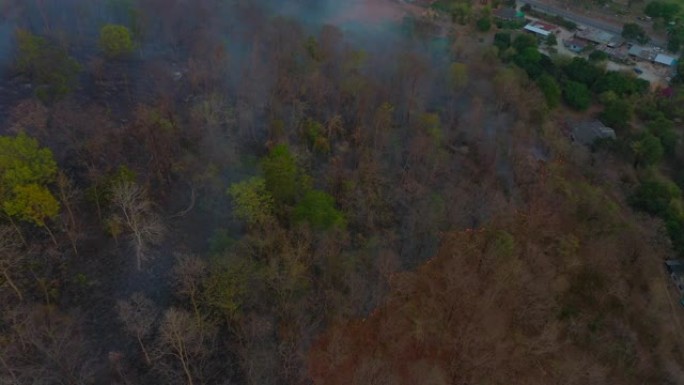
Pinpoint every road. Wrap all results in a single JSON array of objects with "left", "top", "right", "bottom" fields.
[{"left": 518, "top": 0, "right": 667, "bottom": 47}]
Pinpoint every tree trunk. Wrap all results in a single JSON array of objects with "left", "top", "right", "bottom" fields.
[
  {"left": 0, "top": 353, "right": 18, "bottom": 384},
  {"left": 137, "top": 335, "right": 152, "bottom": 366},
  {"left": 3, "top": 270, "right": 23, "bottom": 301},
  {"left": 44, "top": 224, "right": 58, "bottom": 247},
  {"left": 7, "top": 216, "right": 26, "bottom": 248},
  {"left": 178, "top": 348, "right": 194, "bottom": 385}
]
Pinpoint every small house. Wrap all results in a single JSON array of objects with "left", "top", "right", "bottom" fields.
[
  {"left": 665, "top": 260, "right": 684, "bottom": 294},
  {"left": 628, "top": 45, "right": 654, "bottom": 61},
  {"left": 654, "top": 53, "right": 677, "bottom": 67},
  {"left": 570, "top": 120, "right": 616, "bottom": 145},
  {"left": 563, "top": 38, "right": 589, "bottom": 53},
  {"left": 523, "top": 21, "right": 558, "bottom": 38},
  {"left": 575, "top": 28, "right": 622, "bottom": 47}
]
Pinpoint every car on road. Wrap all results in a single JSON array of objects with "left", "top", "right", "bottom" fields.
[{"left": 634, "top": 67, "right": 643, "bottom": 74}]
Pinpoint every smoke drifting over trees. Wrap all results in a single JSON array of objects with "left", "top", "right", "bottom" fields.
[{"left": 0, "top": 0, "right": 683, "bottom": 384}]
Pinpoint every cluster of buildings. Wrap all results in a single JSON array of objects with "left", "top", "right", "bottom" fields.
[
  {"left": 627, "top": 45, "right": 677, "bottom": 66},
  {"left": 524, "top": 16, "right": 677, "bottom": 67},
  {"left": 492, "top": 6, "right": 680, "bottom": 70}
]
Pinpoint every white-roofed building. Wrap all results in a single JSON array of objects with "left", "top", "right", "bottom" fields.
[
  {"left": 654, "top": 53, "right": 677, "bottom": 67},
  {"left": 523, "top": 21, "right": 558, "bottom": 38}
]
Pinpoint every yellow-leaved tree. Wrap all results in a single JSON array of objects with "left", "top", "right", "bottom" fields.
[{"left": 0, "top": 133, "right": 59, "bottom": 244}]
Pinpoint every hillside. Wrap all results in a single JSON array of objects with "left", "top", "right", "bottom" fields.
[{"left": 1, "top": 0, "right": 684, "bottom": 384}]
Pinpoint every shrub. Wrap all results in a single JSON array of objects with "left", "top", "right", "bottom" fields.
[
  {"left": 600, "top": 99, "right": 633, "bottom": 129},
  {"left": 537, "top": 74, "right": 561, "bottom": 108},
  {"left": 562, "top": 81, "right": 591, "bottom": 110},
  {"left": 15, "top": 29, "right": 80, "bottom": 101},
  {"left": 476, "top": 16, "right": 491, "bottom": 32},
  {"left": 629, "top": 178, "right": 680, "bottom": 217},
  {"left": 588, "top": 50, "right": 608, "bottom": 62},
  {"left": 294, "top": 190, "right": 345, "bottom": 230},
  {"left": 99, "top": 24, "right": 134, "bottom": 58}
]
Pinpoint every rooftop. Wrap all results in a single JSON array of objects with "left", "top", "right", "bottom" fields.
[
  {"left": 667, "top": 258, "right": 684, "bottom": 270},
  {"left": 563, "top": 38, "right": 589, "bottom": 48},
  {"left": 532, "top": 21, "right": 559, "bottom": 31},
  {"left": 571, "top": 120, "right": 616, "bottom": 145},
  {"left": 524, "top": 21, "right": 558, "bottom": 37},
  {"left": 628, "top": 45, "right": 654, "bottom": 60},
  {"left": 655, "top": 53, "right": 677, "bottom": 66},
  {"left": 575, "top": 28, "right": 620, "bottom": 46}
]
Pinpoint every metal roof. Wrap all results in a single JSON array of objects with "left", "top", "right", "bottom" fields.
[
  {"left": 655, "top": 53, "right": 676, "bottom": 66},
  {"left": 524, "top": 24, "right": 551, "bottom": 37},
  {"left": 666, "top": 260, "right": 684, "bottom": 274},
  {"left": 628, "top": 45, "right": 653, "bottom": 60},
  {"left": 575, "top": 28, "right": 615, "bottom": 45}
]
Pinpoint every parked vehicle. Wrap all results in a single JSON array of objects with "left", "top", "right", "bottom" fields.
[{"left": 634, "top": 67, "right": 643, "bottom": 74}]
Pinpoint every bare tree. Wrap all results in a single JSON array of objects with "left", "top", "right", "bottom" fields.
[
  {"left": 117, "top": 292, "right": 159, "bottom": 366},
  {"left": 56, "top": 172, "right": 81, "bottom": 256},
  {"left": 110, "top": 181, "right": 165, "bottom": 270},
  {"left": 156, "top": 307, "right": 217, "bottom": 385},
  {"left": 0, "top": 226, "right": 24, "bottom": 301},
  {"left": 171, "top": 253, "right": 207, "bottom": 326},
  {"left": 0, "top": 304, "right": 95, "bottom": 385}
]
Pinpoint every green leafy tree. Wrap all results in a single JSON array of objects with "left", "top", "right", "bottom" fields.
[
  {"left": 631, "top": 133, "right": 664, "bottom": 167},
  {"left": 629, "top": 178, "right": 680, "bottom": 216},
  {"left": 0, "top": 133, "right": 59, "bottom": 242},
  {"left": 0, "top": 133, "right": 58, "bottom": 191},
  {"left": 227, "top": 177, "right": 274, "bottom": 226},
  {"left": 648, "top": 117, "right": 678, "bottom": 156},
  {"left": 3, "top": 184, "right": 59, "bottom": 228},
  {"left": 593, "top": 71, "right": 648, "bottom": 96},
  {"left": 294, "top": 190, "right": 345, "bottom": 230},
  {"left": 202, "top": 258, "right": 256, "bottom": 321},
  {"left": 448, "top": 62, "right": 469, "bottom": 90},
  {"left": 588, "top": 50, "right": 608, "bottom": 62},
  {"left": 15, "top": 29, "right": 80, "bottom": 101},
  {"left": 676, "top": 60, "right": 684, "bottom": 83},
  {"left": 644, "top": 1, "right": 680, "bottom": 21},
  {"left": 493, "top": 32, "right": 511, "bottom": 52},
  {"left": 600, "top": 99, "right": 633, "bottom": 129},
  {"left": 563, "top": 57, "right": 603, "bottom": 87},
  {"left": 668, "top": 32, "right": 682, "bottom": 53},
  {"left": 476, "top": 16, "right": 491, "bottom": 32},
  {"left": 622, "top": 23, "right": 649, "bottom": 44},
  {"left": 513, "top": 34, "right": 537, "bottom": 52},
  {"left": 514, "top": 46, "right": 543, "bottom": 78},
  {"left": 261, "top": 144, "right": 302, "bottom": 205},
  {"left": 450, "top": 3, "right": 471, "bottom": 25},
  {"left": 537, "top": 74, "right": 561, "bottom": 108},
  {"left": 99, "top": 24, "right": 134, "bottom": 58},
  {"left": 546, "top": 33, "right": 557, "bottom": 46},
  {"left": 562, "top": 81, "right": 592, "bottom": 110},
  {"left": 302, "top": 119, "right": 330, "bottom": 154}
]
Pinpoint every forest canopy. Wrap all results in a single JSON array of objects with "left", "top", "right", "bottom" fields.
[{"left": 0, "top": 0, "right": 683, "bottom": 384}]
